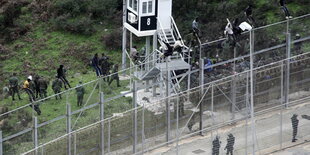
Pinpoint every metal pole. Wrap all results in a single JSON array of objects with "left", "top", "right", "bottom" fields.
[
  {"left": 211, "top": 84, "right": 214, "bottom": 140},
  {"left": 249, "top": 29, "right": 256, "bottom": 155},
  {"left": 66, "top": 103, "right": 72, "bottom": 155},
  {"left": 100, "top": 92, "right": 105, "bottom": 155},
  {"left": 176, "top": 95, "right": 179, "bottom": 155},
  {"left": 74, "top": 133, "right": 77, "bottom": 155},
  {"left": 280, "top": 61, "right": 284, "bottom": 149},
  {"left": 166, "top": 59, "right": 170, "bottom": 143},
  {"left": 231, "top": 47, "right": 237, "bottom": 120},
  {"left": 199, "top": 59, "right": 204, "bottom": 135},
  {"left": 133, "top": 81, "right": 138, "bottom": 153},
  {"left": 122, "top": 0, "right": 127, "bottom": 72},
  {"left": 108, "top": 119, "right": 111, "bottom": 153},
  {"left": 146, "top": 36, "right": 151, "bottom": 92},
  {"left": 152, "top": 78, "right": 156, "bottom": 97},
  {"left": 141, "top": 104, "right": 145, "bottom": 154},
  {"left": 0, "top": 131, "right": 2, "bottom": 155},
  {"left": 285, "top": 32, "right": 291, "bottom": 108},
  {"left": 245, "top": 71, "right": 249, "bottom": 155},
  {"left": 33, "top": 117, "right": 38, "bottom": 155},
  {"left": 130, "top": 32, "right": 133, "bottom": 90}
]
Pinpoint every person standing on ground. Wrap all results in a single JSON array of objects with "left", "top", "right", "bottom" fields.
[
  {"left": 212, "top": 136, "right": 221, "bottom": 155},
  {"left": 8, "top": 73, "right": 22, "bottom": 101},
  {"left": 38, "top": 76, "right": 48, "bottom": 99},
  {"left": 130, "top": 46, "right": 139, "bottom": 63},
  {"left": 280, "top": 0, "right": 292, "bottom": 19},
  {"left": 92, "top": 53, "right": 102, "bottom": 77},
  {"left": 224, "top": 133, "right": 235, "bottom": 155},
  {"left": 291, "top": 114, "right": 299, "bottom": 142},
  {"left": 99, "top": 53, "right": 109, "bottom": 81},
  {"left": 52, "top": 75, "right": 63, "bottom": 100},
  {"left": 57, "top": 65, "right": 71, "bottom": 89},
  {"left": 23, "top": 76, "right": 41, "bottom": 115},
  {"left": 76, "top": 81, "right": 85, "bottom": 106},
  {"left": 108, "top": 64, "right": 121, "bottom": 87}
]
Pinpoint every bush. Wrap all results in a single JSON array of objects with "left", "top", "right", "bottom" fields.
[
  {"left": 101, "top": 29, "right": 122, "bottom": 50},
  {"left": 52, "top": 15, "right": 94, "bottom": 35}
]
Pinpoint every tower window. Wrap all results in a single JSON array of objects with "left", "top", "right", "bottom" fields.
[
  {"left": 128, "top": 0, "right": 138, "bottom": 13},
  {"left": 141, "top": 0, "right": 154, "bottom": 16}
]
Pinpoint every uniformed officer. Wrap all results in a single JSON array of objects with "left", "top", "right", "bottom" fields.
[
  {"left": 212, "top": 136, "right": 221, "bottom": 155},
  {"left": 76, "top": 81, "right": 85, "bottom": 106},
  {"left": 224, "top": 133, "right": 235, "bottom": 155},
  {"left": 38, "top": 76, "right": 48, "bottom": 99},
  {"left": 99, "top": 53, "right": 110, "bottom": 81},
  {"left": 52, "top": 75, "right": 63, "bottom": 100},
  {"left": 291, "top": 114, "right": 299, "bottom": 142},
  {"left": 8, "top": 73, "right": 22, "bottom": 101},
  {"left": 108, "top": 64, "right": 121, "bottom": 87}
]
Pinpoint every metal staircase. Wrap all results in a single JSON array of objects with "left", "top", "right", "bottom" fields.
[{"left": 134, "top": 16, "right": 191, "bottom": 94}]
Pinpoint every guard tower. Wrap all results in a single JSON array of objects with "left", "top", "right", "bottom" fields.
[{"left": 122, "top": 0, "right": 191, "bottom": 96}]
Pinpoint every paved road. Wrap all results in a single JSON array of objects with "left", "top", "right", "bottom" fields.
[{"left": 149, "top": 101, "right": 310, "bottom": 155}]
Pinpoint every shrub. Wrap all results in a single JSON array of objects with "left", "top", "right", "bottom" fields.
[
  {"left": 52, "top": 15, "right": 94, "bottom": 35},
  {"left": 101, "top": 29, "right": 122, "bottom": 50}
]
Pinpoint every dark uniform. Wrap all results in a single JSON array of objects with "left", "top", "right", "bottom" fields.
[
  {"left": 8, "top": 74, "right": 22, "bottom": 101},
  {"left": 57, "top": 65, "right": 71, "bottom": 89},
  {"left": 187, "top": 112, "right": 199, "bottom": 131},
  {"left": 108, "top": 64, "right": 120, "bottom": 87},
  {"left": 212, "top": 136, "right": 221, "bottom": 155},
  {"left": 52, "top": 77, "right": 63, "bottom": 100},
  {"left": 225, "top": 134, "right": 235, "bottom": 155},
  {"left": 76, "top": 82, "right": 85, "bottom": 106},
  {"left": 33, "top": 75, "right": 41, "bottom": 99},
  {"left": 291, "top": 114, "right": 299, "bottom": 142},
  {"left": 38, "top": 77, "right": 48, "bottom": 99},
  {"left": 99, "top": 54, "right": 110, "bottom": 81}
]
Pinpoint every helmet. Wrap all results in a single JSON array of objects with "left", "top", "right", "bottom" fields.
[{"left": 28, "top": 76, "right": 32, "bottom": 80}]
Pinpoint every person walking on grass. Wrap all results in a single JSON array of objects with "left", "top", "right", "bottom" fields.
[
  {"left": 92, "top": 53, "right": 102, "bottom": 77},
  {"left": 76, "top": 81, "right": 85, "bottom": 107},
  {"left": 9, "top": 73, "right": 22, "bottom": 101},
  {"left": 52, "top": 75, "right": 63, "bottom": 100},
  {"left": 57, "top": 65, "right": 71, "bottom": 89}
]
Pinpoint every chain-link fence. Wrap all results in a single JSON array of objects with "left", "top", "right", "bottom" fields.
[{"left": 3, "top": 14, "right": 310, "bottom": 155}]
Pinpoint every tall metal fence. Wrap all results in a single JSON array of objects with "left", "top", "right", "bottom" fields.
[
  {"left": 2, "top": 14, "right": 310, "bottom": 155},
  {"left": 22, "top": 51, "right": 310, "bottom": 155}
]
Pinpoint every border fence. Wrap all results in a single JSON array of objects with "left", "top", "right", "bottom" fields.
[{"left": 0, "top": 14, "right": 309, "bottom": 154}]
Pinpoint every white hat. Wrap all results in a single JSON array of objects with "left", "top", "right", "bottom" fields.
[{"left": 28, "top": 76, "right": 33, "bottom": 81}]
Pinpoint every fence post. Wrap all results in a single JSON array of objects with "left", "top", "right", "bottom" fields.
[
  {"left": 176, "top": 94, "right": 180, "bottom": 155},
  {"left": 0, "top": 131, "right": 2, "bottom": 155},
  {"left": 141, "top": 104, "right": 145, "bottom": 154},
  {"left": 121, "top": 0, "right": 127, "bottom": 72},
  {"left": 33, "top": 116, "right": 38, "bottom": 155},
  {"left": 249, "top": 29, "right": 256, "bottom": 155},
  {"left": 231, "top": 47, "right": 237, "bottom": 120},
  {"left": 280, "top": 61, "right": 284, "bottom": 149},
  {"left": 285, "top": 32, "right": 291, "bottom": 108},
  {"left": 152, "top": 78, "right": 157, "bottom": 97},
  {"left": 73, "top": 133, "right": 77, "bottom": 155},
  {"left": 108, "top": 119, "right": 111, "bottom": 153},
  {"left": 199, "top": 59, "right": 204, "bottom": 135},
  {"left": 100, "top": 92, "right": 105, "bottom": 155},
  {"left": 133, "top": 81, "right": 137, "bottom": 153},
  {"left": 166, "top": 59, "right": 171, "bottom": 143},
  {"left": 66, "top": 103, "right": 71, "bottom": 155}
]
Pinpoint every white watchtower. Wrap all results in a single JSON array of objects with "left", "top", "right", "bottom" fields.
[
  {"left": 124, "top": 0, "right": 172, "bottom": 37},
  {"left": 121, "top": 0, "right": 191, "bottom": 96}
]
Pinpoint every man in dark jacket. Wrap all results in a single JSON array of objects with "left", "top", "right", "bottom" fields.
[
  {"left": 224, "top": 134, "right": 235, "bottom": 155},
  {"left": 280, "top": 0, "right": 292, "bottom": 19},
  {"left": 212, "top": 136, "right": 221, "bottom": 155},
  {"left": 244, "top": 4, "right": 255, "bottom": 25},
  {"left": 92, "top": 53, "right": 102, "bottom": 77},
  {"left": 76, "top": 81, "right": 85, "bottom": 106},
  {"left": 57, "top": 65, "right": 71, "bottom": 89}
]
